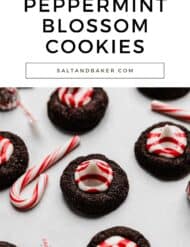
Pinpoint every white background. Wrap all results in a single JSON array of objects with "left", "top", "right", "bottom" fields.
[
  {"left": 0, "top": 0, "right": 190, "bottom": 86},
  {"left": 0, "top": 88, "right": 190, "bottom": 246}
]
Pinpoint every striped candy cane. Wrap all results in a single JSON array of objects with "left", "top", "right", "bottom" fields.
[
  {"left": 10, "top": 136, "right": 80, "bottom": 210},
  {"left": 41, "top": 238, "right": 50, "bottom": 247},
  {"left": 151, "top": 100, "right": 190, "bottom": 122},
  {"left": 17, "top": 101, "right": 37, "bottom": 125},
  {"left": 0, "top": 88, "right": 36, "bottom": 125}
]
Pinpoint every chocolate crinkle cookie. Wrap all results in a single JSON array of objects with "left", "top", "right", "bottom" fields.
[
  {"left": 0, "top": 242, "right": 16, "bottom": 247},
  {"left": 0, "top": 131, "right": 29, "bottom": 190},
  {"left": 0, "top": 88, "right": 19, "bottom": 111},
  {"left": 87, "top": 226, "right": 150, "bottom": 247},
  {"left": 138, "top": 88, "right": 189, "bottom": 100},
  {"left": 135, "top": 121, "right": 190, "bottom": 180},
  {"left": 60, "top": 154, "right": 129, "bottom": 216},
  {"left": 47, "top": 88, "right": 108, "bottom": 132}
]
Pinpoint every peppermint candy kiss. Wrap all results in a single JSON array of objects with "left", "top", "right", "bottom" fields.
[
  {"left": 97, "top": 236, "right": 138, "bottom": 247},
  {"left": 10, "top": 136, "right": 80, "bottom": 210},
  {"left": 58, "top": 87, "right": 94, "bottom": 108},
  {"left": 146, "top": 125, "right": 187, "bottom": 158},
  {"left": 75, "top": 159, "right": 113, "bottom": 193},
  {"left": 0, "top": 136, "right": 14, "bottom": 165}
]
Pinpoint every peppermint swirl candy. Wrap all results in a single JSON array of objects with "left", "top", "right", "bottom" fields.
[
  {"left": 74, "top": 159, "right": 113, "bottom": 193},
  {"left": 0, "top": 136, "right": 14, "bottom": 165},
  {"left": 58, "top": 87, "right": 94, "bottom": 108},
  {"left": 0, "top": 88, "right": 19, "bottom": 111},
  {"left": 146, "top": 124, "right": 187, "bottom": 158},
  {"left": 97, "top": 236, "right": 138, "bottom": 247}
]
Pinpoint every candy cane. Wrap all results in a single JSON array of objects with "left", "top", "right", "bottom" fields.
[
  {"left": 0, "top": 88, "right": 36, "bottom": 125},
  {"left": 10, "top": 136, "right": 80, "bottom": 210},
  {"left": 151, "top": 100, "right": 190, "bottom": 122},
  {"left": 17, "top": 101, "right": 37, "bottom": 125},
  {"left": 42, "top": 238, "right": 50, "bottom": 247}
]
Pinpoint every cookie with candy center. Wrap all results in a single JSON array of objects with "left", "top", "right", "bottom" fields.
[
  {"left": 47, "top": 88, "right": 108, "bottom": 132},
  {"left": 0, "top": 88, "right": 19, "bottom": 111},
  {"left": 138, "top": 88, "right": 189, "bottom": 100},
  {"left": 0, "top": 242, "right": 16, "bottom": 247},
  {"left": 87, "top": 226, "right": 150, "bottom": 247},
  {"left": 0, "top": 132, "right": 29, "bottom": 190},
  {"left": 135, "top": 121, "right": 190, "bottom": 180},
  {"left": 60, "top": 154, "right": 129, "bottom": 216}
]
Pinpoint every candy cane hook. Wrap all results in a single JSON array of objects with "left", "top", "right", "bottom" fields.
[{"left": 10, "top": 135, "right": 80, "bottom": 210}]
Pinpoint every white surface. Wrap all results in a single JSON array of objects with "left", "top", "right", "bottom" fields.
[
  {"left": 0, "top": 88, "right": 190, "bottom": 246},
  {"left": 0, "top": 1, "right": 190, "bottom": 85}
]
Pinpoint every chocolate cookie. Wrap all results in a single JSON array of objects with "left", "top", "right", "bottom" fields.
[
  {"left": 87, "top": 226, "right": 150, "bottom": 247},
  {"left": 0, "top": 88, "right": 19, "bottom": 111},
  {"left": 47, "top": 88, "right": 108, "bottom": 132},
  {"left": 135, "top": 121, "right": 190, "bottom": 180},
  {"left": 60, "top": 154, "right": 129, "bottom": 216},
  {"left": 138, "top": 88, "right": 189, "bottom": 100},
  {"left": 0, "top": 242, "right": 16, "bottom": 247},
  {"left": 0, "top": 131, "right": 29, "bottom": 190}
]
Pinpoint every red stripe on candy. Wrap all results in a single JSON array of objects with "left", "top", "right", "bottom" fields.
[
  {"left": 58, "top": 87, "right": 94, "bottom": 108},
  {"left": 75, "top": 159, "right": 113, "bottom": 193},
  {"left": 76, "top": 174, "right": 109, "bottom": 184},
  {"left": 98, "top": 238, "right": 138, "bottom": 247},
  {"left": 146, "top": 137, "right": 186, "bottom": 150},
  {"left": 151, "top": 100, "right": 190, "bottom": 123},
  {"left": 153, "top": 148, "right": 181, "bottom": 157},
  {"left": 9, "top": 136, "right": 80, "bottom": 210},
  {"left": 146, "top": 124, "right": 187, "bottom": 158},
  {"left": 0, "top": 137, "right": 13, "bottom": 165}
]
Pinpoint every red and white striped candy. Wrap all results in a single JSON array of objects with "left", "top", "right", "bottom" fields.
[
  {"left": 0, "top": 88, "right": 36, "bottom": 125},
  {"left": 75, "top": 159, "right": 113, "bottom": 193},
  {"left": 151, "top": 100, "right": 190, "bottom": 122},
  {"left": 58, "top": 87, "right": 94, "bottom": 108},
  {"left": 146, "top": 124, "right": 187, "bottom": 158},
  {"left": 10, "top": 136, "right": 80, "bottom": 210},
  {"left": 0, "top": 88, "right": 19, "bottom": 110},
  {"left": 18, "top": 101, "right": 36, "bottom": 125},
  {"left": 0, "top": 136, "right": 14, "bottom": 165},
  {"left": 98, "top": 236, "right": 138, "bottom": 247},
  {"left": 42, "top": 238, "right": 50, "bottom": 247}
]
